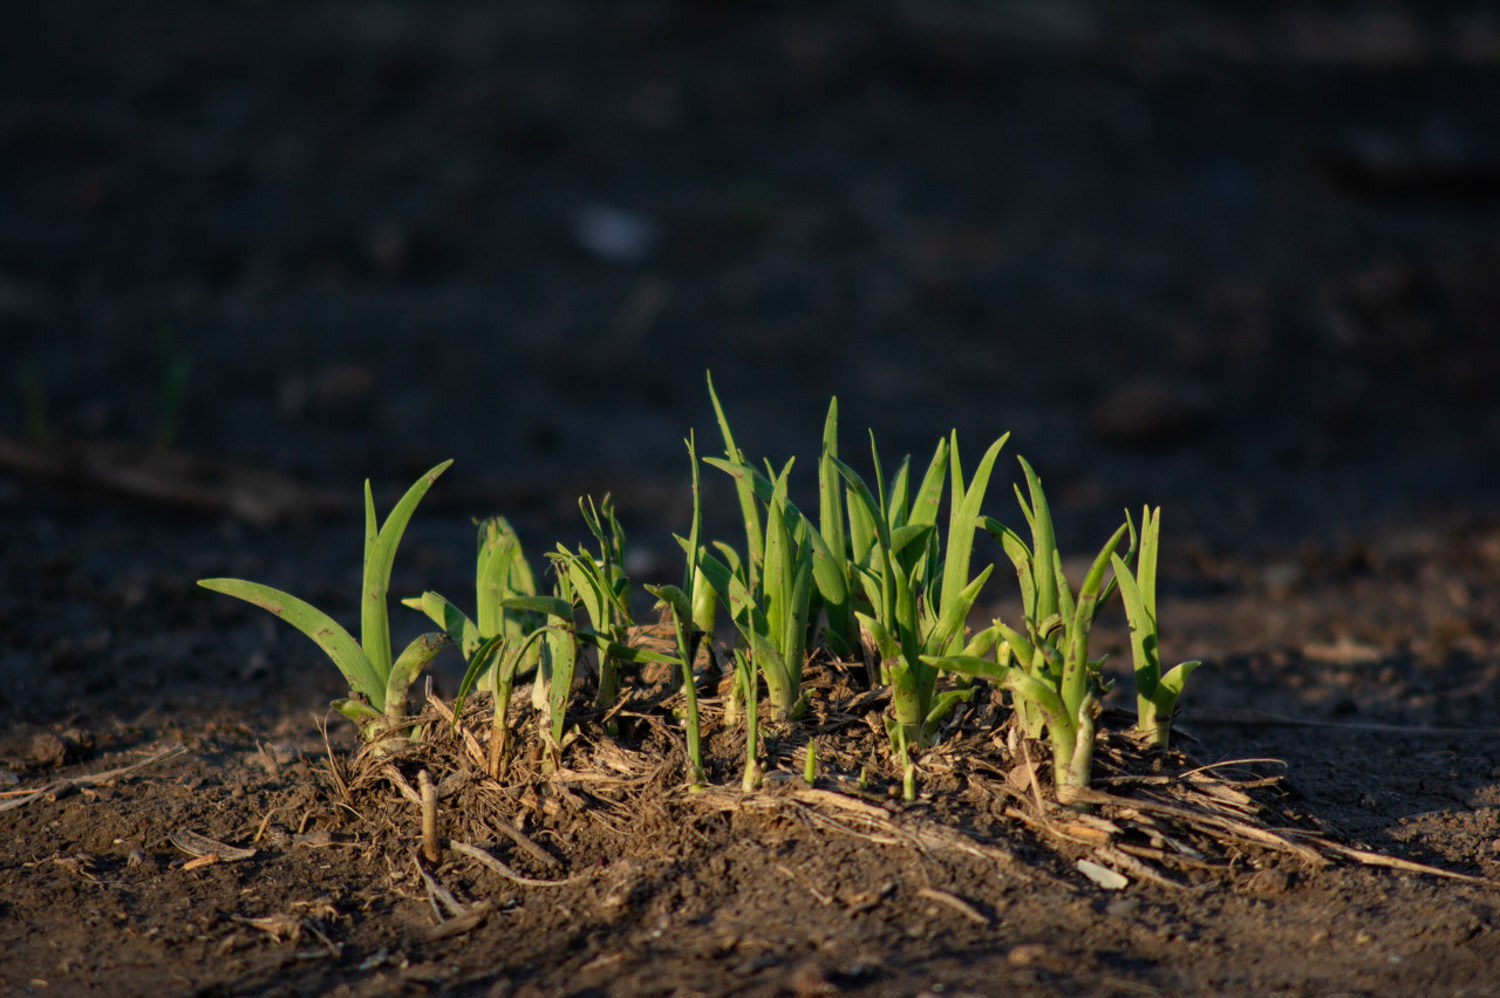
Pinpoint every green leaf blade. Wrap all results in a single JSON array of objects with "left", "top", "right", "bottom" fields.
[
  {"left": 199, "top": 578, "right": 382, "bottom": 708},
  {"left": 362, "top": 460, "right": 453, "bottom": 680}
]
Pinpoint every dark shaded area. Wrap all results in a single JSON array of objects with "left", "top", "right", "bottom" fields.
[
  {"left": 4, "top": 0, "right": 1499, "bottom": 550},
  {"left": 4, "top": 2, "right": 1500, "bottom": 996}
]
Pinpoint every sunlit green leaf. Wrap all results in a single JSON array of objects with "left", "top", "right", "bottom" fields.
[{"left": 199, "top": 578, "right": 381, "bottom": 708}]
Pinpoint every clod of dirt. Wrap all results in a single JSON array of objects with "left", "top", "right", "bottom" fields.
[
  {"left": 1245, "top": 867, "right": 1293, "bottom": 896},
  {"left": 31, "top": 729, "right": 94, "bottom": 767}
]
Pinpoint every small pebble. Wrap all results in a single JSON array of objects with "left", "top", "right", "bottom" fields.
[
  {"left": 789, "top": 959, "right": 833, "bottom": 997},
  {"left": 1006, "top": 943, "right": 1054, "bottom": 968}
]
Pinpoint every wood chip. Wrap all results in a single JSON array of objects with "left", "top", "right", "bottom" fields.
[
  {"left": 169, "top": 829, "right": 256, "bottom": 862},
  {"left": 1007, "top": 942, "right": 1066, "bottom": 970},
  {"left": 845, "top": 881, "right": 896, "bottom": 914},
  {"left": 382, "top": 766, "right": 423, "bottom": 805},
  {"left": 1076, "top": 859, "right": 1129, "bottom": 890}
]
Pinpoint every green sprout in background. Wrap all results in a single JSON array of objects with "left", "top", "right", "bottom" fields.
[
  {"left": 153, "top": 325, "right": 193, "bottom": 446},
  {"left": 698, "top": 381, "right": 827, "bottom": 724}
]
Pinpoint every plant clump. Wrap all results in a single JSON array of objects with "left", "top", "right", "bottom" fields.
[
  {"left": 202, "top": 375, "right": 1493, "bottom": 892},
  {"left": 202, "top": 377, "right": 1206, "bottom": 809}
]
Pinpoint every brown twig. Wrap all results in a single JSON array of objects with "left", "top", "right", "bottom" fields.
[
  {"left": 0, "top": 745, "right": 188, "bottom": 813},
  {"left": 419, "top": 770, "right": 440, "bottom": 864},
  {"left": 916, "top": 887, "right": 991, "bottom": 925},
  {"left": 447, "top": 840, "right": 580, "bottom": 887}
]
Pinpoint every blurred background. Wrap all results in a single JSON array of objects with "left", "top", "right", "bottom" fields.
[{"left": 5, "top": 0, "right": 1500, "bottom": 554}]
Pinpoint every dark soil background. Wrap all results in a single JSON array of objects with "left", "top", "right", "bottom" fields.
[{"left": 3, "top": 2, "right": 1500, "bottom": 996}]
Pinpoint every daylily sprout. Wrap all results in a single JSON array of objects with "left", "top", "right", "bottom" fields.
[{"left": 199, "top": 378, "right": 1201, "bottom": 801}]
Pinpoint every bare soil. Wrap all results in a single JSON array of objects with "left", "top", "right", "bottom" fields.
[{"left": 4, "top": 3, "right": 1500, "bottom": 996}]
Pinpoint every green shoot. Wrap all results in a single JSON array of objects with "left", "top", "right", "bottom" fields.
[
  {"left": 816, "top": 397, "right": 857, "bottom": 658},
  {"left": 404, "top": 516, "right": 541, "bottom": 672},
  {"left": 707, "top": 372, "right": 763, "bottom": 592},
  {"left": 191, "top": 382, "right": 1203, "bottom": 815},
  {"left": 647, "top": 431, "right": 708, "bottom": 790},
  {"left": 1112, "top": 506, "right": 1202, "bottom": 748},
  {"left": 537, "top": 572, "right": 580, "bottom": 768},
  {"left": 456, "top": 618, "right": 557, "bottom": 777},
  {"left": 736, "top": 648, "right": 762, "bottom": 792},
  {"left": 697, "top": 455, "right": 815, "bottom": 722},
  {"left": 698, "top": 381, "right": 826, "bottom": 721},
  {"left": 831, "top": 429, "right": 1007, "bottom": 798},
  {"left": 199, "top": 460, "right": 453, "bottom": 742},
  {"left": 931, "top": 457, "right": 1134, "bottom": 803},
  {"left": 551, "top": 495, "right": 634, "bottom": 729},
  {"left": 402, "top": 514, "right": 550, "bottom": 770}
]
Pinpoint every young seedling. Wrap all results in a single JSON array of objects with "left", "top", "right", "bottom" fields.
[
  {"left": 1112, "top": 506, "right": 1202, "bottom": 748},
  {"left": 549, "top": 496, "right": 638, "bottom": 732},
  {"left": 403, "top": 515, "right": 555, "bottom": 771},
  {"left": 538, "top": 590, "right": 580, "bottom": 769},
  {"left": 697, "top": 456, "right": 815, "bottom": 722},
  {"left": 454, "top": 606, "right": 567, "bottom": 777},
  {"left": 734, "top": 648, "right": 762, "bottom": 791},
  {"left": 700, "top": 381, "right": 838, "bottom": 723},
  {"left": 199, "top": 461, "right": 453, "bottom": 744},
  {"left": 815, "top": 398, "right": 858, "bottom": 659},
  {"left": 403, "top": 515, "right": 543, "bottom": 695},
  {"left": 928, "top": 457, "right": 1133, "bottom": 803},
  {"left": 832, "top": 429, "right": 1007, "bottom": 799},
  {"left": 706, "top": 373, "right": 763, "bottom": 592},
  {"left": 648, "top": 431, "right": 710, "bottom": 789}
]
